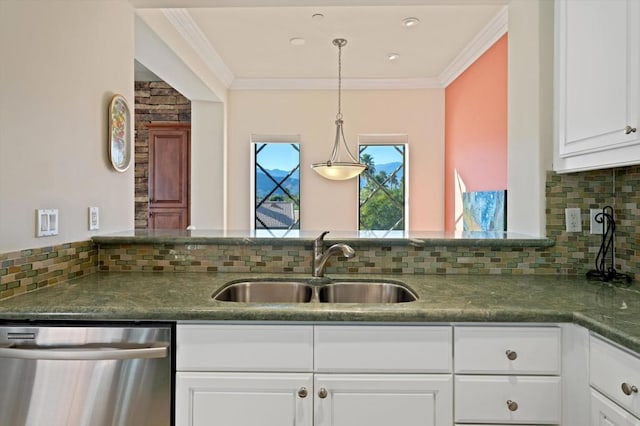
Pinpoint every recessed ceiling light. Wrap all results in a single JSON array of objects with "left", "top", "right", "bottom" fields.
[
  {"left": 289, "top": 37, "right": 306, "bottom": 46},
  {"left": 402, "top": 17, "right": 420, "bottom": 28},
  {"left": 387, "top": 53, "right": 400, "bottom": 61},
  {"left": 312, "top": 13, "right": 324, "bottom": 21}
]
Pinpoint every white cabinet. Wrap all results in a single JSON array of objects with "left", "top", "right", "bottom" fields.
[
  {"left": 590, "top": 335, "right": 640, "bottom": 425},
  {"left": 176, "top": 372, "right": 313, "bottom": 426},
  {"left": 176, "top": 324, "right": 453, "bottom": 426},
  {"left": 454, "top": 325, "right": 562, "bottom": 425},
  {"left": 591, "top": 389, "right": 640, "bottom": 426},
  {"left": 554, "top": 0, "right": 640, "bottom": 172},
  {"left": 314, "top": 374, "right": 452, "bottom": 426}
]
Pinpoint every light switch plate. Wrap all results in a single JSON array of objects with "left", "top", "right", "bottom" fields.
[
  {"left": 89, "top": 207, "right": 99, "bottom": 231},
  {"left": 36, "top": 209, "right": 59, "bottom": 237}
]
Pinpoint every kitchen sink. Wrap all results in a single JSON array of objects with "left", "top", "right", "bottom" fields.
[
  {"left": 212, "top": 278, "right": 418, "bottom": 304},
  {"left": 212, "top": 280, "right": 313, "bottom": 303},
  {"left": 318, "top": 281, "right": 417, "bottom": 303}
]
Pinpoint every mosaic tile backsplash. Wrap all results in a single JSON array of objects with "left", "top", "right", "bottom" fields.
[
  {"left": 0, "top": 241, "right": 97, "bottom": 300},
  {"left": 1, "top": 165, "right": 639, "bottom": 300}
]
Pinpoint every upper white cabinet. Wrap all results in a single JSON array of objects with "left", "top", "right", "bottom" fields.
[{"left": 554, "top": 0, "right": 640, "bottom": 172}]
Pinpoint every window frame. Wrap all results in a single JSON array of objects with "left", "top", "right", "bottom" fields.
[
  {"left": 250, "top": 134, "right": 301, "bottom": 236},
  {"left": 357, "top": 135, "right": 409, "bottom": 236}
]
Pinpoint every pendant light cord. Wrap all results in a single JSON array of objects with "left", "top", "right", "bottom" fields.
[{"left": 337, "top": 42, "right": 342, "bottom": 120}]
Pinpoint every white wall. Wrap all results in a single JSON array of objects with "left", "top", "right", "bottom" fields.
[
  {"left": 191, "top": 101, "right": 226, "bottom": 229},
  {"left": 227, "top": 89, "right": 444, "bottom": 232},
  {"left": 507, "top": 0, "right": 554, "bottom": 236},
  {"left": 0, "top": 0, "right": 135, "bottom": 252}
]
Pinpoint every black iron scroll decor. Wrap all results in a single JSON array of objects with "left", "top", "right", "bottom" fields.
[{"left": 586, "top": 205, "right": 631, "bottom": 284}]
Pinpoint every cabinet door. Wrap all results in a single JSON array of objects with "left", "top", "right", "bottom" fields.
[
  {"left": 314, "top": 374, "right": 452, "bottom": 426},
  {"left": 175, "top": 372, "right": 313, "bottom": 426},
  {"left": 592, "top": 389, "right": 640, "bottom": 426},
  {"left": 555, "top": 0, "right": 640, "bottom": 172}
]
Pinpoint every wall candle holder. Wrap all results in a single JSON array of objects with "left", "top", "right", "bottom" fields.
[{"left": 586, "top": 205, "right": 631, "bottom": 285}]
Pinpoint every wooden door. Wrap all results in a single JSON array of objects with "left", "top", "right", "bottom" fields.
[{"left": 148, "top": 124, "right": 190, "bottom": 229}]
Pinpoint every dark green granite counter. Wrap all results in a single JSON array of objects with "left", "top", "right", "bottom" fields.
[
  {"left": 92, "top": 229, "right": 554, "bottom": 248},
  {"left": 0, "top": 272, "right": 637, "bottom": 353}
]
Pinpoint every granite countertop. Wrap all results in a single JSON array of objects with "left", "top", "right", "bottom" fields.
[
  {"left": 0, "top": 272, "right": 638, "bottom": 353},
  {"left": 92, "top": 229, "right": 554, "bottom": 248}
]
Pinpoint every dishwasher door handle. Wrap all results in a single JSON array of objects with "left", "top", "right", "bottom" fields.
[{"left": 0, "top": 344, "right": 169, "bottom": 361}]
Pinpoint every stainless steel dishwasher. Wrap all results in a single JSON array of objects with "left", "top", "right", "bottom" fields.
[{"left": 0, "top": 323, "right": 172, "bottom": 426}]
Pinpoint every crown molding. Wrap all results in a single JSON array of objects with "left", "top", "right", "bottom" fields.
[
  {"left": 437, "top": 5, "right": 508, "bottom": 87},
  {"left": 164, "top": 6, "right": 506, "bottom": 91},
  {"left": 231, "top": 78, "right": 442, "bottom": 90},
  {"left": 162, "top": 8, "right": 235, "bottom": 87}
]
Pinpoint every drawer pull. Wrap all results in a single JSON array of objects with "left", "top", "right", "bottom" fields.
[
  {"left": 318, "top": 388, "right": 328, "bottom": 399},
  {"left": 506, "top": 350, "right": 517, "bottom": 361},
  {"left": 298, "top": 387, "right": 308, "bottom": 398},
  {"left": 507, "top": 400, "right": 519, "bottom": 411},
  {"left": 622, "top": 383, "right": 638, "bottom": 396},
  {"left": 625, "top": 125, "right": 637, "bottom": 135}
]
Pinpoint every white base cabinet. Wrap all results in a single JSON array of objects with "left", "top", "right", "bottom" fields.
[
  {"left": 176, "top": 372, "right": 313, "bottom": 426},
  {"left": 175, "top": 324, "right": 453, "bottom": 426},
  {"left": 314, "top": 374, "right": 452, "bottom": 426},
  {"left": 591, "top": 389, "right": 640, "bottom": 426},
  {"left": 174, "top": 323, "right": 640, "bottom": 426},
  {"left": 590, "top": 335, "right": 640, "bottom": 426}
]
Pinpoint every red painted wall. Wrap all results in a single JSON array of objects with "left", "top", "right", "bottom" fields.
[{"left": 444, "top": 34, "right": 508, "bottom": 232}]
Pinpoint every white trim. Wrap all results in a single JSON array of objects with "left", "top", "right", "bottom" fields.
[
  {"left": 231, "top": 78, "right": 442, "bottom": 90},
  {"left": 358, "top": 134, "right": 409, "bottom": 144},
  {"left": 162, "top": 9, "right": 235, "bottom": 87},
  {"left": 438, "top": 5, "right": 508, "bottom": 87},
  {"left": 251, "top": 133, "right": 301, "bottom": 143}
]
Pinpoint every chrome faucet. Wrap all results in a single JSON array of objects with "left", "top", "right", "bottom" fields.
[{"left": 312, "top": 231, "right": 355, "bottom": 277}]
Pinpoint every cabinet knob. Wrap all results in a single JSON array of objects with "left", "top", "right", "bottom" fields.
[
  {"left": 318, "top": 388, "right": 328, "bottom": 399},
  {"left": 507, "top": 400, "right": 519, "bottom": 411},
  {"left": 625, "top": 125, "right": 637, "bottom": 135},
  {"left": 506, "top": 350, "right": 517, "bottom": 361},
  {"left": 298, "top": 387, "right": 308, "bottom": 398},
  {"left": 622, "top": 382, "right": 638, "bottom": 396}
]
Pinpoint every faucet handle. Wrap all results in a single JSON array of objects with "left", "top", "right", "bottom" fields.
[{"left": 316, "top": 231, "right": 330, "bottom": 243}]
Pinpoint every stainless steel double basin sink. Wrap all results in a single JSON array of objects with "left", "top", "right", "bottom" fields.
[{"left": 212, "top": 278, "right": 417, "bottom": 304}]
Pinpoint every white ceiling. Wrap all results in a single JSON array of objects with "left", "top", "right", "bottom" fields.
[{"left": 135, "top": 1, "right": 508, "bottom": 89}]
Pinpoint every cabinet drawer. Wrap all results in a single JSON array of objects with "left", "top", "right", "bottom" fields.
[
  {"left": 591, "top": 388, "right": 640, "bottom": 426},
  {"left": 314, "top": 325, "right": 452, "bottom": 373},
  {"left": 176, "top": 324, "right": 313, "bottom": 371},
  {"left": 591, "top": 335, "right": 640, "bottom": 418},
  {"left": 454, "top": 375, "right": 562, "bottom": 424},
  {"left": 454, "top": 326, "right": 561, "bottom": 374}
]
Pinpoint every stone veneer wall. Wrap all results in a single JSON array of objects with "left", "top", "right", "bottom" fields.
[
  {"left": 1, "top": 165, "right": 638, "bottom": 301},
  {"left": 0, "top": 241, "right": 97, "bottom": 300},
  {"left": 134, "top": 81, "right": 191, "bottom": 228}
]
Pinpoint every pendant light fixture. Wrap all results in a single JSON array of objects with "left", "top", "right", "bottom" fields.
[{"left": 311, "top": 38, "right": 367, "bottom": 180}]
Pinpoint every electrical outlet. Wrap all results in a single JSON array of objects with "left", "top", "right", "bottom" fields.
[
  {"left": 590, "top": 208, "right": 604, "bottom": 235},
  {"left": 565, "top": 207, "right": 582, "bottom": 232}
]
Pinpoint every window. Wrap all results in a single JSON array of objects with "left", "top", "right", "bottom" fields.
[
  {"left": 252, "top": 140, "right": 300, "bottom": 236},
  {"left": 358, "top": 143, "right": 407, "bottom": 235}
]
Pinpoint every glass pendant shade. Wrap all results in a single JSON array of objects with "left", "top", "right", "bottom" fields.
[{"left": 312, "top": 38, "right": 367, "bottom": 181}]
